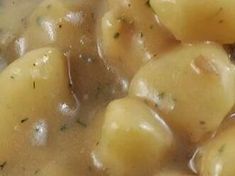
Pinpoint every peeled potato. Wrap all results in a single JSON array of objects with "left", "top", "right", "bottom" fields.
[
  {"left": 39, "top": 162, "right": 74, "bottom": 176},
  {"left": 129, "top": 42, "right": 235, "bottom": 142},
  {"left": 156, "top": 170, "right": 195, "bottom": 176},
  {"left": 13, "top": 0, "right": 94, "bottom": 57},
  {"left": 101, "top": 11, "right": 149, "bottom": 78},
  {"left": 16, "top": 0, "right": 68, "bottom": 56},
  {"left": 101, "top": 0, "right": 176, "bottom": 78},
  {"left": 193, "top": 126, "right": 235, "bottom": 176},
  {"left": 94, "top": 97, "right": 174, "bottom": 176},
  {"left": 0, "top": 48, "right": 76, "bottom": 161},
  {"left": 150, "top": 0, "right": 235, "bottom": 44}
]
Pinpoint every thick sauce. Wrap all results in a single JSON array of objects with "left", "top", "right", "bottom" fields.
[{"left": 0, "top": 0, "right": 235, "bottom": 176}]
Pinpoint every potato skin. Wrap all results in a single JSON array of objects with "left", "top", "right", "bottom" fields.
[
  {"left": 129, "top": 42, "right": 235, "bottom": 142},
  {"left": 193, "top": 126, "right": 235, "bottom": 176},
  {"left": 94, "top": 97, "right": 174, "bottom": 176},
  {"left": 0, "top": 47, "right": 75, "bottom": 160},
  {"left": 150, "top": 0, "right": 235, "bottom": 44}
]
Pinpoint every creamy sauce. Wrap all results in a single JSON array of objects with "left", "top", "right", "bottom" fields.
[{"left": 0, "top": 0, "right": 235, "bottom": 176}]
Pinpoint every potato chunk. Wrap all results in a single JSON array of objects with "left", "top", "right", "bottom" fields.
[
  {"left": 129, "top": 43, "right": 235, "bottom": 142},
  {"left": 39, "top": 162, "right": 74, "bottom": 176},
  {"left": 156, "top": 170, "right": 195, "bottom": 176},
  {"left": 13, "top": 0, "right": 95, "bottom": 58},
  {"left": 0, "top": 48, "right": 76, "bottom": 160},
  {"left": 193, "top": 126, "right": 235, "bottom": 176},
  {"left": 100, "top": 0, "right": 176, "bottom": 78},
  {"left": 150, "top": 0, "right": 235, "bottom": 44},
  {"left": 94, "top": 97, "right": 174, "bottom": 176}
]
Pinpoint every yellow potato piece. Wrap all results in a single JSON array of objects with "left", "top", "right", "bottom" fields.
[
  {"left": 101, "top": 0, "right": 176, "bottom": 78},
  {"left": 39, "top": 162, "right": 74, "bottom": 176},
  {"left": 129, "top": 42, "right": 235, "bottom": 142},
  {"left": 18, "top": 0, "right": 68, "bottom": 55},
  {"left": 0, "top": 47, "right": 76, "bottom": 160},
  {"left": 94, "top": 97, "right": 174, "bottom": 176},
  {"left": 156, "top": 170, "right": 195, "bottom": 176},
  {"left": 193, "top": 126, "right": 235, "bottom": 176},
  {"left": 15, "top": 0, "right": 92, "bottom": 57},
  {"left": 150, "top": 0, "right": 235, "bottom": 44}
]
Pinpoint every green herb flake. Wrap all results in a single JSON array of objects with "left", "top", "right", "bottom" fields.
[
  {"left": 218, "top": 19, "right": 224, "bottom": 23},
  {"left": 88, "top": 165, "right": 92, "bottom": 172},
  {"left": 218, "top": 144, "right": 226, "bottom": 154},
  {"left": 215, "top": 7, "right": 223, "bottom": 16},
  {"left": 33, "top": 81, "right": 36, "bottom": 89},
  {"left": 158, "top": 92, "right": 165, "bottom": 99},
  {"left": 76, "top": 119, "right": 87, "bottom": 128},
  {"left": 10, "top": 75, "right": 15, "bottom": 79},
  {"left": 46, "top": 4, "right": 52, "bottom": 9},
  {"left": 21, "top": 118, "right": 29, "bottom": 124},
  {"left": 36, "top": 16, "right": 43, "bottom": 26},
  {"left": 34, "top": 169, "right": 40, "bottom": 175},
  {"left": 0, "top": 161, "right": 7, "bottom": 170},
  {"left": 199, "top": 121, "right": 206, "bottom": 125},
  {"left": 21, "top": 17, "right": 27, "bottom": 28},
  {"left": 114, "top": 32, "right": 120, "bottom": 39},
  {"left": 60, "top": 124, "right": 68, "bottom": 132},
  {"left": 145, "top": 0, "right": 150, "bottom": 7}
]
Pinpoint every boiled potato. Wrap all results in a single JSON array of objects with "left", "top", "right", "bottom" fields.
[
  {"left": 193, "top": 126, "right": 235, "bottom": 176},
  {"left": 16, "top": 0, "right": 68, "bottom": 56},
  {"left": 101, "top": 11, "right": 149, "bottom": 78},
  {"left": 39, "top": 162, "right": 74, "bottom": 176},
  {"left": 101, "top": 0, "right": 176, "bottom": 78},
  {"left": 94, "top": 97, "right": 174, "bottom": 176},
  {"left": 129, "top": 42, "right": 235, "bottom": 142},
  {"left": 150, "top": 0, "right": 235, "bottom": 44},
  {"left": 0, "top": 47, "right": 76, "bottom": 161},
  {"left": 156, "top": 170, "right": 195, "bottom": 176},
  {"left": 0, "top": 0, "right": 41, "bottom": 51},
  {"left": 13, "top": 0, "right": 94, "bottom": 57}
]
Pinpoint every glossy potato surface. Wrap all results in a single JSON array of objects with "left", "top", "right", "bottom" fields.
[
  {"left": 194, "top": 126, "right": 235, "bottom": 176},
  {"left": 94, "top": 97, "right": 174, "bottom": 176},
  {"left": 150, "top": 0, "right": 235, "bottom": 43},
  {"left": 0, "top": 48, "right": 76, "bottom": 160},
  {"left": 129, "top": 43, "right": 235, "bottom": 142},
  {"left": 101, "top": 0, "right": 176, "bottom": 78}
]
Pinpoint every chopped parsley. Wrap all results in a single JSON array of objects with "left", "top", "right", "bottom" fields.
[
  {"left": 199, "top": 121, "right": 206, "bottom": 125},
  {"left": 0, "top": 161, "right": 7, "bottom": 170},
  {"left": 34, "top": 169, "right": 40, "bottom": 175},
  {"left": 60, "top": 124, "right": 68, "bottom": 132},
  {"left": 21, "top": 118, "right": 29, "bottom": 124},
  {"left": 33, "top": 81, "right": 36, "bottom": 89},
  {"left": 36, "top": 16, "right": 43, "bottom": 26},
  {"left": 145, "top": 0, "right": 150, "bottom": 7},
  {"left": 46, "top": 4, "right": 52, "bottom": 9},
  {"left": 218, "top": 144, "right": 226, "bottom": 154},
  {"left": 76, "top": 119, "right": 87, "bottom": 128}
]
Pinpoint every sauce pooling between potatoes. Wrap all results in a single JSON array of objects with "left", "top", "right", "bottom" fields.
[{"left": 1, "top": 0, "right": 235, "bottom": 176}]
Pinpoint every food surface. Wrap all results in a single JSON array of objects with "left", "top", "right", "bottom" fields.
[{"left": 0, "top": 0, "right": 235, "bottom": 176}]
